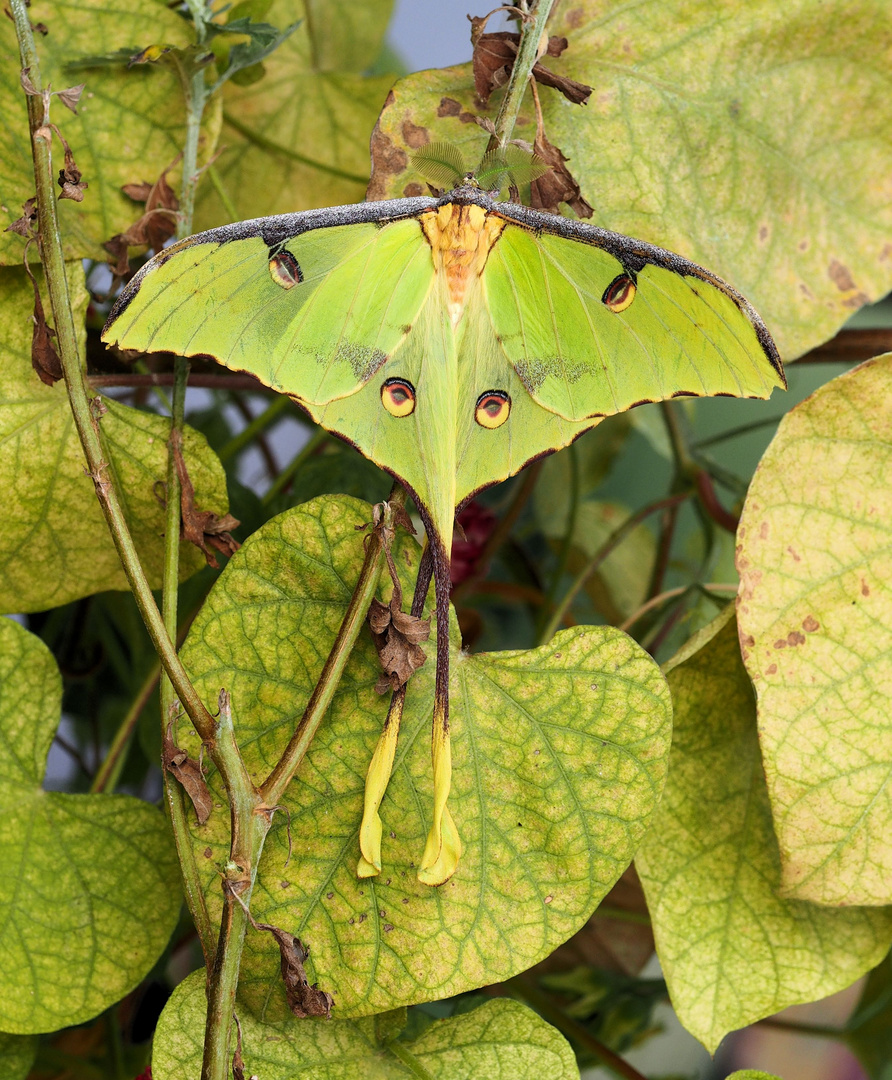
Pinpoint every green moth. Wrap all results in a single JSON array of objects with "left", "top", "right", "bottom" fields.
[{"left": 102, "top": 178, "right": 785, "bottom": 887}]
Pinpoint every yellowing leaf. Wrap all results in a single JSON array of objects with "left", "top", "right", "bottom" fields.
[
  {"left": 152, "top": 969, "right": 580, "bottom": 1079},
  {"left": 177, "top": 495, "right": 672, "bottom": 1017},
  {"left": 636, "top": 606, "right": 892, "bottom": 1053},
  {"left": 0, "top": 0, "right": 221, "bottom": 264},
  {"left": 737, "top": 354, "right": 892, "bottom": 906},
  {"left": 0, "top": 265, "right": 230, "bottom": 612},
  {"left": 195, "top": 0, "right": 396, "bottom": 226},
  {"left": 369, "top": 1, "right": 892, "bottom": 360},
  {"left": 0, "top": 617, "right": 180, "bottom": 1033}
]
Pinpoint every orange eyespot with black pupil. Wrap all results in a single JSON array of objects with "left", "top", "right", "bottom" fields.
[
  {"left": 269, "top": 250, "right": 302, "bottom": 290},
  {"left": 475, "top": 390, "right": 510, "bottom": 429},
  {"left": 602, "top": 273, "right": 636, "bottom": 313},
  {"left": 381, "top": 378, "right": 416, "bottom": 417}
]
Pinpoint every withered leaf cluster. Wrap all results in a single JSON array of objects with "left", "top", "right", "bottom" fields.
[
  {"left": 470, "top": 23, "right": 591, "bottom": 108},
  {"left": 162, "top": 720, "right": 212, "bottom": 824},
  {"left": 255, "top": 924, "right": 335, "bottom": 1018},
  {"left": 104, "top": 160, "right": 180, "bottom": 277},
  {"left": 171, "top": 429, "right": 240, "bottom": 569},
  {"left": 363, "top": 503, "right": 431, "bottom": 693},
  {"left": 468, "top": 17, "right": 594, "bottom": 218}
]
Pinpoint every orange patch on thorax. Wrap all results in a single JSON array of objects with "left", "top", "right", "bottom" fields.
[{"left": 420, "top": 203, "right": 506, "bottom": 321}]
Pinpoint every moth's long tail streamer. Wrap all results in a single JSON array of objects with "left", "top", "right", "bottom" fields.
[
  {"left": 358, "top": 686, "right": 406, "bottom": 878},
  {"left": 417, "top": 529, "right": 462, "bottom": 886}
]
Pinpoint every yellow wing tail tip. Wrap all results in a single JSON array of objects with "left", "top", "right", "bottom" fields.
[
  {"left": 356, "top": 696, "right": 403, "bottom": 878},
  {"left": 417, "top": 805, "right": 462, "bottom": 887}
]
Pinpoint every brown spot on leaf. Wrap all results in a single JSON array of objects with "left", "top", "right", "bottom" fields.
[
  {"left": 787, "top": 546, "right": 801, "bottom": 562},
  {"left": 799, "top": 282, "right": 814, "bottom": 299},
  {"left": 437, "top": 97, "right": 462, "bottom": 117},
  {"left": 880, "top": 244, "right": 892, "bottom": 263},
  {"left": 843, "top": 292, "right": 870, "bottom": 309},
  {"left": 766, "top": 663, "right": 778, "bottom": 674},
  {"left": 787, "top": 631, "right": 805, "bottom": 646},
  {"left": 565, "top": 7, "right": 584, "bottom": 27},
  {"left": 774, "top": 639, "right": 787, "bottom": 649},
  {"left": 401, "top": 119, "right": 429, "bottom": 149},
  {"left": 204, "top": 847, "right": 213, "bottom": 858},
  {"left": 828, "top": 259, "right": 856, "bottom": 291},
  {"left": 758, "top": 225, "right": 769, "bottom": 243},
  {"left": 802, "top": 615, "right": 819, "bottom": 632},
  {"left": 403, "top": 182, "right": 424, "bottom": 197},
  {"left": 741, "top": 634, "right": 755, "bottom": 648},
  {"left": 366, "top": 112, "right": 409, "bottom": 202},
  {"left": 759, "top": 521, "right": 769, "bottom": 539},
  {"left": 798, "top": 239, "right": 809, "bottom": 252},
  {"left": 862, "top": 580, "right": 870, "bottom": 596}
]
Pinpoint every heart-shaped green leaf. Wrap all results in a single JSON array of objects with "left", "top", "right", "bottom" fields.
[
  {"left": 368, "top": 0, "right": 892, "bottom": 360},
  {"left": 636, "top": 606, "right": 892, "bottom": 1053},
  {"left": 0, "top": 265, "right": 229, "bottom": 613},
  {"left": 152, "top": 969, "right": 580, "bottom": 1079},
  {"left": 0, "top": 0, "right": 221, "bottom": 263},
  {"left": 0, "top": 616, "right": 181, "bottom": 1033},
  {"left": 738, "top": 354, "right": 892, "bottom": 906},
  {"left": 177, "top": 495, "right": 672, "bottom": 1017},
  {"left": 195, "top": 0, "right": 396, "bottom": 228}
]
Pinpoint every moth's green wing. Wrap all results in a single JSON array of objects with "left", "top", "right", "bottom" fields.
[
  {"left": 484, "top": 219, "right": 785, "bottom": 422},
  {"left": 103, "top": 215, "right": 434, "bottom": 405}
]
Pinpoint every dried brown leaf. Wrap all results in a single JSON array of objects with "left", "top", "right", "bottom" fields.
[
  {"left": 56, "top": 83, "right": 85, "bottom": 115},
  {"left": 171, "top": 428, "right": 240, "bottom": 568},
  {"left": 530, "top": 130, "right": 593, "bottom": 218},
  {"left": 58, "top": 145, "right": 88, "bottom": 202},
  {"left": 370, "top": 595, "right": 430, "bottom": 694},
  {"left": 162, "top": 721, "right": 212, "bottom": 825},
  {"left": 27, "top": 268, "right": 63, "bottom": 386},
  {"left": 103, "top": 158, "right": 180, "bottom": 276},
  {"left": 255, "top": 925, "right": 334, "bottom": 1018},
  {"left": 6, "top": 196, "right": 37, "bottom": 238},
  {"left": 471, "top": 30, "right": 590, "bottom": 107}
]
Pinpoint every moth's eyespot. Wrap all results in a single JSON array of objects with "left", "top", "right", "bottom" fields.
[
  {"left": 602, "top": 273, "right": 636, "bottom": 313},
  {"left": 381, "top": 378, "right": 416, "bottom": 417},
  {"left": 269, "top": 251, "right": 303, "bottom": 290},
  {"left": 475, "top": 390, "right": 510, "bottom": 429}
]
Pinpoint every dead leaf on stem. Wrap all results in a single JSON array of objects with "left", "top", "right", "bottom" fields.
[
  {"left": 162, "top": 719, "right": 212, "bottom": 824},
  {"left": 104, "top": 157, "right": 180, "bottom": 277},
  {"left": 170, "top": 428, "right": 240, "bottom": 568}
]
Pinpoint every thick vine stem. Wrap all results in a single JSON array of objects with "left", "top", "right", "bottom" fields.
[
  {"left": 201, "top": 690, "right": 268, "bottom": 1080},
  {"left": 485, "top": 0, "right": 555, "bottom": 156},
  {"left": 10, "top": 0, "right": 216, "bottom": 744}
]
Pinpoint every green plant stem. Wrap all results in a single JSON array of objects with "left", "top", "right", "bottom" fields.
[
  {"left": 618, "top": 582, "right": 737, "bottom": 634},
  {"left": 486, "top": 0, "right": 555, "bottom": 155},
  {"left": 505, "top": 975, "right": 649, "bottom": 1080},
  {"left": 11, "top": 0, "right": 216, "bottom": 744},
  {"left": 201, "top": 691, "right": 268, "bottom": 1080},
  {"left": 219, "top": 394, "right": 290, "bottom": 462},
  {"left": 595, "top": 904, "right": 652, "bottom": 926},
  {"left": 385, "top": 1039, "right": 437, "bottom": 1080},
  {"left": 262, "top": 426, "right": 328, "bottom": 504},
  {"left": 538, "top": 492, "right": 692, "bottom": 644},
  {"left": 174, "top": 65, "right": 209, "bottom": 237},
  {"left": 260, "top": 486, "right": 406, "bottom": 804},
  {"left": 89, "top": 662, "right": 160, "bottom": 794}
]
